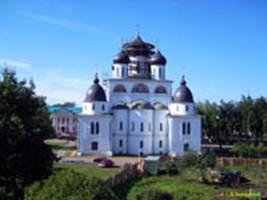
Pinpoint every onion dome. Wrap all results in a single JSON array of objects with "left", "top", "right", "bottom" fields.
[
  {"left": 173, "top": 75, "right": 194, "bottom": 103},
  {"left": 149, "top": 50, "right": 167, "bottom": 65},
  {"left": 123, "top": 33, "right": 154, "bottom": 56},
  {"left": 113, "top": 50, "right": 130, "bottom": 64},
  {"left": 84, "top": 74, "right": 106, "bottom": 102}
]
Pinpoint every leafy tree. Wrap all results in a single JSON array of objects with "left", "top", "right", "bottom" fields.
[
  {"left": 0, "top": 69, "right": 55, "bottom": 199},
  {"left": 25, "top": 170, "right": 118, "bottom": 200},
  {"left": 262, "top": 114, "right": 267, "bottom": 142}
]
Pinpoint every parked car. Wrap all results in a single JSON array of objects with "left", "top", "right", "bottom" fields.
[
  {"left": 93, "top": 157, "right": 106, "bottom": 163},
  {"left": 98, "top": 159, "right": 114, "bottom": 168}
]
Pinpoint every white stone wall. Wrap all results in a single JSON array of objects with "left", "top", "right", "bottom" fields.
[
  {"left": 78, "top": 115, "right": 113, "bottom": 155},
  {"left": 82, "top": 102, "right": 109, "bottom": 115},
  {"left": 105, "top": 79, "right": 172, "bottom": 107},
  {"left": 112, "top": 63, "right": 128, "bottom": 79},
  {"left": 151, "top": 64, "right": 165, "bottom": 80},
  {"left": 169, "top": 103, "right": 195, "bottom": 116},
  {"left": 168, "top": 116, "right": 201, "bottom": 156}
]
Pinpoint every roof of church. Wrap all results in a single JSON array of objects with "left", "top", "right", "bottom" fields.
[
  {"left": 173, "top": 76, "right": 194, "bottom": 103},
  {"left": 149, "top": 50, "right": 167, "bottom": 65},
  {"left": 113, "top": 50, "right": 130, "bottom": 64},
  {"left": 84, "top": 74, "right": 107, "bottom": 102}
]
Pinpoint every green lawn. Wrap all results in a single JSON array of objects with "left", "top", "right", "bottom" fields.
[
  {"left": 53, "top": 163, "right": 120, "bottom": 180},
  {"left": 45, "top": 140, "right": 66, "bottom": 154},
  {"left": 113, "top": 166, "right": 267, "bottom": 200}
]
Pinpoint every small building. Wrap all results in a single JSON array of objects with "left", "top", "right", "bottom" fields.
[
  {"left": 48, "top": 106, "right": 82, "bottom": 137},
  {"left": 144, "top": 156, "right": 161, "bottom": 175}
]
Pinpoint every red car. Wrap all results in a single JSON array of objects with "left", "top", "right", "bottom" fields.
[{"left": 97, "top": 159, "right": 114, "bottom": 168}]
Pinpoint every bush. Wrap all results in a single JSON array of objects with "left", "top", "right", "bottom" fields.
[
  {"left": 25, "top": 170, "right": 118, "bottom": 200},
  {"left": 231, "top": 143, "right": 267, "bottom": 158},
  {"left": 136, "top": 187, "right": 173, "bottom": 200},
  {"left": 160, "top": 160, "right": 178, "bottom": 175},
  {"left": 198, "top": 152, "right": 216, "bottom": 169},
  {"left": 177, "top": 150, "right": 199, "bottom": 169}
]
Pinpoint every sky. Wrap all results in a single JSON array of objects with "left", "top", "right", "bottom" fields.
[{"left": 1, "top": 0, "right": 267, "bottom": 105}]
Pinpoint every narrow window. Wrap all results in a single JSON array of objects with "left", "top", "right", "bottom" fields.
[
  {"left": 159, "top": 140, "right": 163, "bottom": 148},
  {"left": 119, "top": 139, "right": 123, "bottom": 147},
  {"left": 187, "top": 122, "right": 191, "bottom": 135},
  {"left": 90, "top": 122, "right": 94, "bottom": 134},
  {"left": 182, "top": 122, "right": 186, "bottom": 135},
  {"left": 91, "top": 142, "right": 98, "bottom": 150},
  {"left": 92, "top": 104, "right": 95, "bottom": 110},
  {"left": 131, "top": 122, "right": 135, "bottom": 131},
  {"left": 186, "top": 105, "right": 189, "bottom": 111},
  {"left": 122, "top": 67, "right": 125, "bottom": 77},
  {"left": 184, "top": 143, "right": 189, "bottom": 152},
  {"left": 140, "top": 141, "right": 143, "bottom": 148},
  {"left": 96, "top": 122, "right": 99, "bottom": 134},
  {"left": 160, "top": 123, "right": 163, "bottom": 131},
  {"left": 119, "top": 121, "right": 123, "bottom": 131},
  {"left": 140, "top": 122, "right": 144, "bottom": 132},
  {"left": 101, "top": 104, "right": 105, "bottom": 111},
  {"left": 116, "top": 68, "right": 119, "bottom": 77},
  {"left": 159, "top": 68, "right": 162, "bottom": 78}
]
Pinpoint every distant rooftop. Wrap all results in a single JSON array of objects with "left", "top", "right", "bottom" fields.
[{"left": 48, "top": 106, "right": 82, "bottom": 114}]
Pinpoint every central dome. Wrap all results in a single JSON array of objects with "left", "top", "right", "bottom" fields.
[{"left": 173, "top": 76, "right": 194, "bottom": 103}]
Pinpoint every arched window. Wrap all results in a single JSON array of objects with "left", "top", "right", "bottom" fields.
[
  {"left": 96, "top": 122, "right": 99, "bottom": 134},
  {"left": 119, "top": 121, "right": 123, "bottom": 131},
  {"left": 101, "top": 104, "right": 105, "bottom": 111},
  {"left": 184, "top": 143, "right": 189, "bottom": 152},
  {"left": 160, "top": 123, "right": 163, "bottom": 131},
  {"left": 154, "top": 86, "right": 167, "bottom": 94},
  {"left": 90, "top": 122, "right": 94, "bottom": 134},
  {"left": 140, "top": 122, "right": 144, "bottom": 132},
  {"left": 182, "top": 122, "right": 186, "bottom": 135},
  {"left": 122, "top": 67, "right": 125, "bottom": 77},
  {"left": 131, "top": 84, "right": 149, "bottom": 93},
  {"left": 140, "top": 141, "right": 143, "bottom": 148},
  {"left": 113, "top": 84, "right": 127, "bottom": 93},
  {"left": 187, "top": 122, "right": 191, "bottom": 135},
  {"left": 186, "top": 105, "right": 189, "bottom": 111},
  {"left": 119, "top": 139, "right": 123, "bottom": 147}
]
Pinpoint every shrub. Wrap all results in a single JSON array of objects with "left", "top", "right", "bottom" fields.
[
  {"left": 160, "top": 160, "right": 178, "bottom": 175},
  {"left": 198, "top": 152, "right": 216, "bottom": 169},
  {"left": 136, "top": 187, "right": 173, "bottom": 200},
  {"left": 25, "top": 170, "right": 118, "bottom": 200},
  {"left": 177, "top": 150, "right": 199, "bottom": 169}
]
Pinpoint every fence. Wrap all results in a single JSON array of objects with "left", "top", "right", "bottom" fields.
[
  {"left": 216, "top": 157, "right": 267, "bottom": 167},
  {"left": 105, "top": 161, "right": 144, "bottom": 188}
]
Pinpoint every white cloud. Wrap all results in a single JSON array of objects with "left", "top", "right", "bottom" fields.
[
  {"left": 0, "top": 58, "right": 31, "bottom": 69},
  {"left": 18, "top": 11, "right": 110, "bottom": 36}
]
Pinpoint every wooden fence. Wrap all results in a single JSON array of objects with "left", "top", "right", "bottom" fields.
[
  {"left": 105, "top": 161, "right": 144, "bottom": 188},
  {"left": 216, "top": 157, "right": 267, "bottom": 167}
]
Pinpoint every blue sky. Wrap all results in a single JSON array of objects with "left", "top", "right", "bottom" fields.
[{"left": 1, "top": 0, "right": 267, "bottom": 105}]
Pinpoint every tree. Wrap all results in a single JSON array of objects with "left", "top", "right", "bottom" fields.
[
  {"left": 263, "top": 114, "right": 267, "bottom": 142},
  {"left": 0, "top": 69, "right": 55, "bottom": 199},
  {"left": 25, "top": 170, "right": 118, "bottom": 200}
]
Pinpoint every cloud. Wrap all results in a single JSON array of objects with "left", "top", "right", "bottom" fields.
[
  {"left": 18, "top": 11, "right": 110, "bottom": 36},
  {"left": 34, "top": 68, "right": 89, "bottom": 105},
  {"left": 0, "top": 58, "right": 31, "bottom": 69}
]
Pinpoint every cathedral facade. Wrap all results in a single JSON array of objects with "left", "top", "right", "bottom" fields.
[{"left": 78, "top": 34, "right": 201, "bottom": 157}]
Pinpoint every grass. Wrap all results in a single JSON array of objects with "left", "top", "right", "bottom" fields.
[
  {"left": 113, "top": 165, "right": 267, "bottom": 200},
  {"left": 45, "top": 139, "right": 66, "bottom": 154},
  {"left": 53, "top": 162, "right": 120, "bottom": 180}
]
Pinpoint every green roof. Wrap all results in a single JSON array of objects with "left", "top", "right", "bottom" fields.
[{"left": 48, "top": 106, "right": 82, "bottom": 114}]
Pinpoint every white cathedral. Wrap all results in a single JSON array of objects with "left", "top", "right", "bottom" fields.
[{"left": 78, "top": 33, "right": 201, "bottom": 157}]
